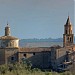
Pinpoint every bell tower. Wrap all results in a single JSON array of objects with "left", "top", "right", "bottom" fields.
[
  {"left": 5, "top": 23, "right": 11, "bottom": 36},
  {"left": 63, "top": 16, "right": 74, "bottom": 47}
]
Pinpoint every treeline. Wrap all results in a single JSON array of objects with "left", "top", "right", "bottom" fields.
[{"left": 0, "top": 60, "right": 74, "bottom": 75}]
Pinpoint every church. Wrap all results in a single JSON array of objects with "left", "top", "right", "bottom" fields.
[{"left": 0, "top": 16, "right": 75, "bottom": 70}]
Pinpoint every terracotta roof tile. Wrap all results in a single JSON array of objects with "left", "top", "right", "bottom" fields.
[{"left": 19, "top": 47, "right": 51, "bottom": 52}]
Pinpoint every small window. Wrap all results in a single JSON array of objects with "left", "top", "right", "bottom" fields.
[
  {"left": 23, "top": 54, "right": 26, "bottom": 57},
  {"left": 11, "top": 57, "right": 15, "bottom": 61},
  {"left": 6, "top": 43, "right": 8, "bottom": 47},
  {"left": 70, "top": 37, "right": 71, "bottom": 42},
  {"left": 66, "top": 30, "right": 67, "bottom": 34},
  {"left": 33, "top": 53, "right": 35, "bottom": 55},
  {"left": 67, "top": 37, "right": 69, "bottom": 40}
]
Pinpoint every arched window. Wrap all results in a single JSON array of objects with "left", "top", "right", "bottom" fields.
[
  {"left": 66, "top": 30, "right": 67, "bottom": 34},
  {"left": 70, "top": 37, "right": 71, "bottom": 42},
  {"left": 23, "top": 54, "right": 26, "bottom": 57},
  {"left": 67, "top": 37, "right": 69, "bottom": 40}
]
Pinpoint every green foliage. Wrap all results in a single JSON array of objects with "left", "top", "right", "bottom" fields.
[
  {"left": 0, "top": 62, "right": 74, "bottom": 75},
  {"left": 0, "top": 64, "right": 9, "bottom": 74},
  {"left": 61, "top": 71, "right": 73, "bottom": 75}
]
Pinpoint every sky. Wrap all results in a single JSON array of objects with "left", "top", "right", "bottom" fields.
[{"left": 0, "top": 0, "right": 74, "bottom": 39}]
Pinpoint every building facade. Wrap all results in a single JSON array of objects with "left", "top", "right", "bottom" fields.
[{"left": 0, "top": 16, "right": 75, "bottom": 70}]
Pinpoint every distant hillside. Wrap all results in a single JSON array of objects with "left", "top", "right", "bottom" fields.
[
  {"left": 19, "top": 37, "right": 75, "bottom": 47},
  {"left": 19, "top": 38, "right": 63, "bottom": 47},
  {"left": 20, "top": 38, "right": 63, "bottom": 42}
]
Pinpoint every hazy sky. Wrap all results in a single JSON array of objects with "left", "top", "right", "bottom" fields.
[{"left": 0, "top": 0, "right": 74, "bottom": 39}]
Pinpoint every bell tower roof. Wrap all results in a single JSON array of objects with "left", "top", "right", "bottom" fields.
[{"left": 66, "top": 16, "right": 71, "bottom": 25}]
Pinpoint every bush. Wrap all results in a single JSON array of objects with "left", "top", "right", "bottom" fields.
[
  {"left": 0, "top": 64, "right": 8, "bottom": 74},
  {"left": 0, "top": 63, "right": 75, "bottom": 75}
]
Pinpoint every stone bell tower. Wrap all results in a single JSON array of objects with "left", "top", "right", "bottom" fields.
[{"left": 63, "top": 16, "right": 74, "bottom": 47}]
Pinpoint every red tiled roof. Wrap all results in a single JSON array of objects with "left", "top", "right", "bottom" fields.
[{"left": 19, "top": 47, "right": 51, "bottom": 52}]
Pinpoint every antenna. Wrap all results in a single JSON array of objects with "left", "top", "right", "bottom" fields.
[{"left": 7, "top": 21, "right": 8, "bottom": 26}]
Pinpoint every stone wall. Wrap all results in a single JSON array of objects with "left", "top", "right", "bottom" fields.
[
  {"left": 18, "top": 51, "right": 51, "bottom": 69},
  {"left": 5, "top": 48, "right": 19, "bottom": 64},
  {"left": 0, "top": 49, "right": 5, "bottom": 64}
]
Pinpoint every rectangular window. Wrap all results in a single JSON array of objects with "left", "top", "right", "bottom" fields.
[
  {"left": 11, "top": 57, "right": 15, "bottom": 61},
  {"left": 33, "top": 53, "right": 35, "bottom": 55}
]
